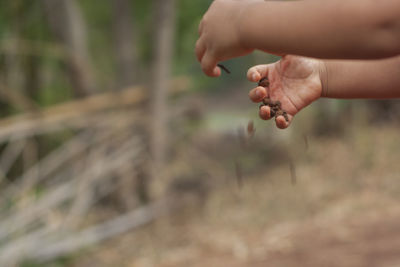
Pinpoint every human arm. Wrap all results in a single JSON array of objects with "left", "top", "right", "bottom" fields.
[
  {"left": 321, "top": 56, "right": 400, "bottom": 99},
  {"left": 248, "top": 55, "right": 400, "bottom": 129},
  {"left": 196, "top": 0, "right": 400, "bottom": 77},
  {"left": 240, "top": 0, "right": 400, "bottom": 59}
]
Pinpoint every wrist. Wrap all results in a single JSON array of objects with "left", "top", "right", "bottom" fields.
[
  {"left": 237, "top": 1, "right": 265, "bottom": 51},
  {"left": 319, "top": 60, "right": 329, "bottom": 98}
]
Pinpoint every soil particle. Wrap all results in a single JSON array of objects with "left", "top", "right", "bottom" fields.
[{"left": 258, "top": 77, "right": 289, "bottom": 122}]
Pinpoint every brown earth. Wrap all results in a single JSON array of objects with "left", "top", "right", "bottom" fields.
[{"left": 71, "top": 96, "right": 400, "bottom": 267}]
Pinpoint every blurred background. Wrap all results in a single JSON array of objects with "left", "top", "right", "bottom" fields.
[{"left": 1, "top": 0, "right": 400, "bottom": 266}]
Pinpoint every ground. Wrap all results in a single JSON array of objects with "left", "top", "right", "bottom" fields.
[
  {"left": 69, "top": 120, "right": 400, "bottom": 267},
  {"left": 67, "top": 87, "right": 400, "bottom": 267}
]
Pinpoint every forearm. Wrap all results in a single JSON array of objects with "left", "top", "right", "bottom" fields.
[
  {"left": 320, "top": 56, "right": 400, "bottom": 99},
  {"left": 240, "top": 0, "right": 400, "bottom": 59}
]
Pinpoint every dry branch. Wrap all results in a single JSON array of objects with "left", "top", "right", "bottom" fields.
[
  {"left": 0, "top": 136, "right": 143, "bottom": 241},
  {"left": 0, "top": 199, "right": 173, "bottom": 265},
  {"left": 112, "top": 0, "right": 138, "bottom": 88},
  {"left": 0, "top": 139, "right": 26, "bottom": 179},
  {"left": 0, "top": 130, "right": 93, "bottom": 203},
  {"left": 0, "top": 82, "right": 39, "bottom": 113},
  {"left": 37, "top": 200, "right": 172, "bottom": 262},
  {"left": 0, "top": 71, "right": 190, "bottom": 265},
  {"left": 42, "top": 0, "right": 97, "bottom": 96},
  {"left": 149, "top": 0, "right": 176, "bottom": 192},
  {"left": 0, "top": 110, "right": 142, "bottom": 205},
  {"left": 0, "top": 76, "right": 189, "bottom": 143},
  {"left": 0, "top": 38, "right": 66, "bottom": 59}
]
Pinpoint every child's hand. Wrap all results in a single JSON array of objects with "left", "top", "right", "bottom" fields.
[
  {"left": 196, "top": 0, "right": 259, "bottom": 77},
  {"left": 248, "top": 55, "right": 323, "bottom": 129}
]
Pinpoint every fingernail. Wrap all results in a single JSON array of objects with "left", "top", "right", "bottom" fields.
[
  {"left": 255, "top": 88, "right": 262, "bottom": 97},
  {"left": 252, "top": 73, "right": 258, "bottom": 81}
]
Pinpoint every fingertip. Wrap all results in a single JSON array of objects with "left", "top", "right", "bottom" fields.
[
  {"left": 249, "top": 86, "right": 267, "bottom": 102},
  {"left": 259, "top": 105, "right": 271, "bottom": 120},
  {"left": 201, "top": 53, "right": 218, "bottom": 77},
  {"left": 252, "top": 72, "right": 260, "bottom": 82},
  {"left": 275, "top": 116, "right": 289, "bottom": 129},
  {"left": 247, "top": 70, "right": 261, "bottom": 82},
  {"left": 247, "top": 64, "right": 270, "bottom": 82},
  {"left": 213, "top": 66, "right": 221, "bottom": 77}
]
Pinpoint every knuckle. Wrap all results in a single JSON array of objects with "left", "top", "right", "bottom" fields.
[
  {"left": 195, "top": 40, "right": 201, "bottom": 51},
  {"left": 198, "top": 20, "right": 204, "bottom": 31},
  {"left": 201, "top": 16, "right": 209, "bottom": 26}
]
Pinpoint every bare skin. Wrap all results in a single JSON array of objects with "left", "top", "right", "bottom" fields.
[
  {"left": 196, "top": 0, "right": 400, "bottom": 76},
  {"left": 196, "top": 0, "right": 400, "bottom": 129},
  {"left": 247, "top": 56, "right": 322, "bottom": 129},
  {"left": 248, "top": 55, "right": 400, "bottom": 128},
  {"left": 321, "top": 56, "right": 400, "bottom": 99}
]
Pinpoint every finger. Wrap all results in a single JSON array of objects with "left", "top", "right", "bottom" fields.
[
  {"left": 275, "top": 115, "right": 292, "bottom": 129},
  {"left": 259, "top": 105, "right": 272, "bottom": 120},
  {"left": 249, "top": 86, "right": 268, "bottom": 102},
  {"left": 195, "top": 39, "right": 206, "bottom": 62},
  {"left": 247, "top": 64, "right": 272, "bottom": 82},
  {"left": 201, "top": 53, "right": 220, "bottom": 77},
  {"left": 198, "top": 20, "right": 204, "bottom": 36}
]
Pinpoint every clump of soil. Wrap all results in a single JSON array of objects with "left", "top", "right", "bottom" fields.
[
  {"left": 258, "top": 77, "right": 289, "bottom": 122},
  {"left": 258, "top": 77, "right": 270, "bottom": 88},
  {"left": 247, "top": 120, "right": 255, "bottom": 137}
]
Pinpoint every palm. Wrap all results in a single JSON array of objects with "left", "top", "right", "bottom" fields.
[{"left": 267, "top": 55, "right": 322, "bottom": 116}]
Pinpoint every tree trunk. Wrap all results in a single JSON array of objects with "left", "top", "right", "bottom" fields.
[
  {"left": 149, "top": 0, "right": 176, "bottom": 194},
  {"left": 112, "top": 0, "right": 138, "bottom": 89},
  {"left": 42, "top": 0, "right": 96, "bottom": 97}
]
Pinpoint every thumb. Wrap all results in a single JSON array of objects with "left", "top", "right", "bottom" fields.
[{"left": 247, "top": 64, "right": 272, "bottom": 82}]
